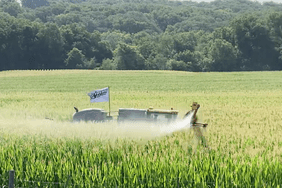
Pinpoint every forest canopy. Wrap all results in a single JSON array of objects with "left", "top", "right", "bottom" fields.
[{"left": 1, "top": 0, "right": 282, "bottom": 71}]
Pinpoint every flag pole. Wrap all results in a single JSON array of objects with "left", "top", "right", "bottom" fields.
[{"left": 108, "top": 86, "right": 111, "bottom": 116}]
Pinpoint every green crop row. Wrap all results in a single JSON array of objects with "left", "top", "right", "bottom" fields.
[{"left": 0, "top": 135, "right": 281, "bottom": 188}]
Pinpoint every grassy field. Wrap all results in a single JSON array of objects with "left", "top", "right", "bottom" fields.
[{"left": 0, "top": 70, "right": 282, "bottom": 187}]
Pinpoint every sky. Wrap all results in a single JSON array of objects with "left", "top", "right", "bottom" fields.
[
  {"left": 192, "top": 0, "right": 282, "bottom": 3},
  {"left": 15, "top": 0, "right": 282, "bottom": 5}
]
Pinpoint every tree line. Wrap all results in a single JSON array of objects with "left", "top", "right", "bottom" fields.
[{"left": 0, "top": 0, "right": 282, "bottom": 71}]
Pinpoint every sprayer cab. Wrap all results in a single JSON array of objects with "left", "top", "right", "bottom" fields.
[{"left": 117, "top": 107, "right": 178, "bottom": 124}]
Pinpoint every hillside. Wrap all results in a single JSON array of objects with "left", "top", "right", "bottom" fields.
[{"left": 1, "top": 0, "right": 282, "bottom": 71}]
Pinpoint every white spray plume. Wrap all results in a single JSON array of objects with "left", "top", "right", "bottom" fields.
[
  {"left": 160, "top": 110, "right": 194, "bottom": 135},
  {"left": 0, "top": 110, "right": 195, "bottom": 141}
]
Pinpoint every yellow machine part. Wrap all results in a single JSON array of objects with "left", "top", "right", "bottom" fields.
[{"left": 147, "top": 108, "right": 179, "bottom": 115}]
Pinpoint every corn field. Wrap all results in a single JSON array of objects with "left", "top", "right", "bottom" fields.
[{"left": 0, "top": 70, "right": 282, "bottom": 187}]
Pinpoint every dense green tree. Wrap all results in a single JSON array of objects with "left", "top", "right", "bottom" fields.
[
  {"left": 156, "top": 34, "right": 176, "bottom": 58},
  {"left": 145, "top": 54, "right": 168, "bottom": 70},
  {"left": 101, "top": 31, "right": 132, "bottom": 51},
  {"left": 83, "top": 57, "right": 97, "bottom": 69},
  {"left": 174, "top": 50, "right": 195, "bottom": 65},
  {"left": 60, "top": 24, "right": 112, "bottom": 66},
  {"left": 231, "top": 13, "right": 277, "bottom": 70},
  {"left": 20, "top": 23, "right": 41, "bottom": 69},
  {"left": 49, "top": 2, "right": 66, "bottom": 15},
  {"left": 36, "top": 22, "right": 64, "bottom": 69},
  {"left": 0, "top": 13, "right": 16, "bottom": 70},
  {"left": 133, "top": 32, "right": 157, "bottom": 60},
  {"left": 151, "top": 6, "right": 182, "bottom": 31},
  {"left": 0, "top": 0, "right": 23, "bottom": 17},
  {"left": 212, "top": 27, "right": 235, "bottom": 45},
  {"left": 17, "top": 9, "right": 37, "bottom": 21},
  {"left": 1, "top": 0, "right": 282, "bottom": 71},
  {"left": 21, "top": 0, "right": 50, "bottom": 9},
  {"left": 100, "top": 58, "right": 117, "bottom": 70},
  {"left": 33, "top": 6, "right": 53, "bottom": 22},
  {"left": 54, "top": 12, "right": 82, "bottom": 26},
  {"left": 64, "top": 47, "right": 85, "bottom": 68},
  {"left": 207, "top": 39, "right": 238, "bottom": 71},
  {"left": 172, "top": 32, "right": 198, "bottom": 53},
  {"left": 167, "top": 59, "right": 186, "bottom": 71},
  {"left": 266, "top": 12, "right": 282, "bottom": 69},
  {"left": 0, "top": 13, "right": 27, "bottom": 70},
  {"left": 107, "top": 11, "right": 159, "bottom": 33},
  {"left": 115, "top": 43, "right": 145, "bottom": 70}
]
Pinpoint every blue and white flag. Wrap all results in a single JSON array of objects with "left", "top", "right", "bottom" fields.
[{"left": 88, "top": 87, "right": 109, "bottom": 103}]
